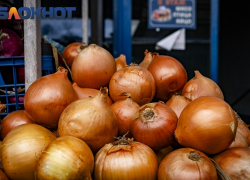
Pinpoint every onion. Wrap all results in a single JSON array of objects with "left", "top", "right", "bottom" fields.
[
  {"left": 71, "top": 44, "right": 116, "bottom": 89},
  {"left": 131, "top": 101, "right": 178, "bottom": 150},
  {"left": 229, "top": 131, "right": 248, "bottom": 149},
  {"left": 115, "top": 54, "right": 127, "bottom": 71},
  {"left": 166, "top": 94, "right": 191, "bottom": 118},
  {"left": 0, "top": 2, "right": 12, "bottom": 28},
  {"left": 72, "top": 82, "right": 113, "bottom": 106},
  {"left": 175, "top": 96, "right": 238, "bottom": 155},
  {"left": 109, "top": 64, "right": 156, "bottom": 106},
  {"left": 1, "top": 124, "right": 56, "bottom": 180},
  {"left": 35, "top": 136, "right": 94, "bottom": 180},
  {"left": 155, "top": 146, "right": 173, "bottom": 165},
  {"left": 158, "top": 148, "right": 218, "bottom": 180},
  {"left": 51, "top": 129, "right": 59, "bottom": 137},
  {"left": 147, "top": 55, "right": 187, "bottom": 101},
  {"left": 1, "top": 110, "right": 33, "bottom": 139},
  {"left": 182, "top": 70, "right": 224, "bottom": 101},
  {"left": 17, "top": 66, "right": 25, "bottom": 83},
  {"left": 0, "top": 141, "right": 3, "bottom": 170},
  {"left": 110, "top": 92, "right": 140, "bottom": 137},
  {"left": 213, "top": 147, "right": 250, "bottom": 179},
  {"left": 139, "top": 49, "right": 159, "bottom": 69},
  {"left": 0, "top": 169, "right": 9, "bottom": 180},
  {"left": 58, "top": 87, "right": 118, "bottom": 154},
  {"left": 236, "top": 115, "right": 250, "bottom": 146},
  {"left": 0, "top": 28, "right": 24, "bottom": 57},
  {"left": 62, "top": 42, "right": 86, "bottom": 67},
  {"left": 24, "top": 67, "right": 77, "bottom": 129},
  {"left": 94, "top": 137, "right": 158, "bottom": 180}
]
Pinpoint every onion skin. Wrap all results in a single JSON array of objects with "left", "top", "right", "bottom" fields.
[
  {"left": 115, "top": 54, "right": 127, "bottom": 71},
  {"left": 166, "top": 94, "right": 191, "bottom": 118},
  {"left": 72, "top": 44, "right": 116, "bottom": 89},
  {"left": 228, "top": 131, "right": 248, "bottom": 149},
  {"left": 147, "top": 55, "right": 187, "bottom": 101},
  {"left": 2, "top": 124, "right": 56, "bottom": 180},
  {"left": 109, "top": 64, "right": 156, "bottom": 106},
  {"left": 213, "top": 147, "right": 250, "bottom": 180},
  {"left": 58, "top": 88, "right": 118, "bottom": 154},
  {"left": 155, "top": 146, "right": 173, "bottom": 165},
  {"left": 0, "top": 169, "right": 9, "bottom": 180},
  {"left": 175, "top": 96, "right": 238, "bottom": 155},
  {"left": 131, "top": 102, "right": 178, "bottom": 150},
  {"left": 35, "top": 136, "right": 94, "bottom": 180},
  {"left": 24, "top": 67, "right": 77, "bottom": 129},
  {"left": 158, "top": 148, "right": 218, "bottom": 180},
  {"left": 1, "top": 110, "right": 33, "bottom": 139},
  {"left": 182, "top": 70, "right": 224, "bottom": 101},
  {"left": 0, "top": 141, "right": 3, "bottom": 170},
  {"left": 236, "top": 116, "right": 250, "bottom": 146},
  {"left": 139, "top": 49, "right": 159, "bottom": 69},
  {"left": 94, "top": 139, "right": 158, "bottom": 180}
]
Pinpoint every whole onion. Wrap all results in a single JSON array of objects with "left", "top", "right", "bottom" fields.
[
  {"left": 58, "top": 88, "right": 118, "bottom": 154},
  {"left": 35, "top": 136, "right": 94, "bottom": 180},
  {"left": 236, "top": 115, "right": 250, "bottom": 146},
  {"left": 229, "top": 131, "right": 248, "bottom": 149},
  {"left": 175, "top": 96, "right": 238, "bottom": 155},
  {"left": 139, "top": 49, "right": 159, "bottom": 69},
  {"left": 24, "top": 67, "right": 77, "bottom": 129},
  {"left": 158, "top": 148, "right": 218, "bottom": 180},
  {"left": 182, "top": 70, "right": 224, "bottom": 101},
  {"left": 1, "top": 110, "right": 33, "bottom": 139},
  {"left": 0, "top": 169, "right": 9, "bottom": 180},
  {"left": 71, "top": 44, "right": 116, "bottom": 89},
  {"left": 0, "top": 28, "right": 24, "bottom": 57},
  {"left": 147, "top": 55, "right": 187, "bottom": 101},
  {"left": 94, "top": 137, "right": 158, "bottom": 180},
  {"left": 1, "top": 124, "right": 56, "bottom": 180},
  {"left": 115, "top": 54, "right": 127, "bottom": 71},
  {"left": 213, "top": 147, "right": 250, "bottom": 179},
  {"left": 155, "top": 146, "right": 173, "bottom": 165},
  {"left": 109, "top": 64, "right": 156, "bottom": 106},
  {"left": 131, "top": 101, "right": 178, "bottom": 150},
  {"left": 62, "top": 42, "right": 86, "bottom": 67}
]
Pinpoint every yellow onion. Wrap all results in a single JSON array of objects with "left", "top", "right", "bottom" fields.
[
  {"left": 1, "top": 124, "right": 56, "bottom": 180},
  {"left": 94, "top": 137, "right": 158, "bottom": 180},
  {"left": 228, "top": 131, "right": 248, "bottom": 149},
  {"left": 0, "top": 169, "right": 9, "bottom": 180},
  {"left": 158, "top": 148, "right": 218, "bottom": 180},
  {"left": 236, "top": 115, "right": 250, "bottom": 146},
  {"left": 182, "top": 70, "right": 224, "bottom": 101},
  {"left": 175, "top": 96, "right": 237, "bottom": 155},
  {"left": 115, "top": 54, "right": 127, "bottom": 71},
  {"left": 139, "top": 49, "right": 159, "bottom": 69},
  {"left": 35, "top": 136, "right": 94, "bottom": 180},
  {"left": 58, "top": 88, "right": 118, "bottom": 154},
  {"left": 0, "top": 141, "right": 3, "bottom": 170},
  {"left": 155, "top": 146, "right": 173, "bottom": 165}
]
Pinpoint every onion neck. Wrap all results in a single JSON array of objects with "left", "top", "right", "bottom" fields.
[
  {"left": 94, "top": 87, "right": 108, "bottom": 105},
  {"left": 79, "top": 42, "right": 87, "bottom": 51},
  {"left": 0, "top": 30, "right": 9, "bottom": 44},
  {"left": 57, "top": 66, "right": 68, "bottom": 78},
  {"left": 141, "top": 108, "right": 157, "bottom": 123},
  {"left": 113, "top": 135, "right": 134, "bottom": 146},
  {"left": 188, "top": 151, "right": 201, "bottom": 161},
  {"left": 194, "top": 70, "right": 203, "bottom": 79}
]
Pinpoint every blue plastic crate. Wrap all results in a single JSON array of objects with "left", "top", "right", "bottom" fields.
[{"left": 0, "top": 55, "right": 55, "bottom": 118}]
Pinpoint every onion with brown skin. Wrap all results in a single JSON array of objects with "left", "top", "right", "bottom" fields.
[
  {"left": 166, "top": 94, "right": 191, "bottom": 118},
  {"left": 155, "top": 146, "right": 173, "bottom": 165},
  {"left": 58, "top": 88, "right": 118, "bottom": 154},
  {"left": 71, "top": 44, "right": 116, "bottom": 89},
  {"left": 109, "top": 64, "right": 156, "bottom": 106},
  {"left": 213, "top": 147, "right": 250, "bottom": 180},
  {"left": 139, "top": 49, "right": 159, "bottom": 69},
  {"left": 94, "top": 136, "right": 158, "bottom": 180},
  {"left": 131, "top": 102, "right": 178, "bottom": 150},
  {"left": 158, "top": 148, "right": 218, "bottom": 180},
  {"left": 228, "top": 131, "right": 248, "bottom": 149},
  {"left": 0, "top": 169, "right": 9, "bottom": 180},
  {"left": 182, "top": 70, "right": 224, "bottom": 101},
  {"left": 110, "top": 92, "right": 140, "bottom": 137},
  {"left": 24, "top": 67, "right": 77, "bottom": 129},
  {"left": 115, "top": 54, "right": 127, "bottom": 71},
  {"left": 147, "top": 55, "right": 187, "bottom": 101},
  {"left": 0, "top": 141, "right": 3, "bottom": 170},
  {"left": 175, "top": 96, "right": 238, "bottom": 155},
  {"left": 236, "top": 114, "right": 250, "bottom": 146}
]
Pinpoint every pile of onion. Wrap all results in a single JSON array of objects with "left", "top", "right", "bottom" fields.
[
  {"left": 58, "top": 88, "right": 118, "bottom": 154},
  {"left": 139, "top": 49, "right": 159, "bottom": 69},
  {"left": 94, "top": 137, "right": 158, "bottom": 180},
  {"left": 182, "top": 70, "right": 224, "bottom": 101},
  {"left": 115, "top": 54, "right": 127, "bottom": 71},
  {"left": 147, "top": 55, "right": 187, "bottom": 101},
  {"left": 175, "top": 96, "right": 238, "bottom": 155},
  {"left": 228, "top": 131, "right": 248, "bottom": 149},
  {"left": 131, "top": 101, "right": 178, "bottom": 150},
  {"left": 236, "top": 115, "right": 250, "bottom": 146},
  {"left": 1, "top": 124, "right": 56, "bottom": 180},
  {"left": 24, "top": 67, "right": 77, "bottom": 129},
  {"left": 109, "top": 64, "right": 156, "bottom": 106},
  {"left": 71, "top": 44, "right": 116, "bottom": 89},
  {"left": 35, "top": 136, "right": 94, "bottom": 180},
  {"left": 158, "top": 148, "right": 218, "bottom": 180}
]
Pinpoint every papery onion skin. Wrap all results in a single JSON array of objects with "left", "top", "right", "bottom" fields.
[
  {"left": 213, "top": 147, "right": 250, "bottom": 180},
  {"left": 158, "top": 148, "right": 218, "bottom": 180},
  {"left": 0, "top": 169, "right": 9, "bottom": 180},
  {"left": 24, "top": 67, "right": 77, "bottom": 129},
  {"left": 131, "top": 102, "right": 178, "bottom": 150},
  {"left": 182, "top": 70, "right": 224, "bottom": 101},
  {"left": 139, "top": 49, "right": 159, "bottom": 69},
  {"left": 236, "top": 116, "right": 250, "bottom": 146},
  {"left": 109, "top": 64, "right": 156, "bottom": 106},
  {"left": 72, "top": 44, "right": 116, "bottom": 89},
  {"left": 175, "top": 96, "right": 237, "bottom": 155},
  {"left": 2, "top": 124, "right": 56, "bottom": 180},
  {"left": 94, "top": 139, "right": 158, "bottom": 180},
  {"left": 147, "top": 55, "right": 187, "bottom": 101},
  {"left": 229, "top": 131, "right": 248, "bottom": 149},
  {"left": 155, "top": 146, "right": 173, "bottom": 165},
  {"left": 115, "top": 54, "right": 127, "bottom": 71},
  {"left": 35, "top": 136, "right": 94, "bottom": 180},
  {"left": 58, "top": 88, "right": 118, "bottom": 154},
  {"left": 1, "top": 110, "right": 33, "bottom": 139}
]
